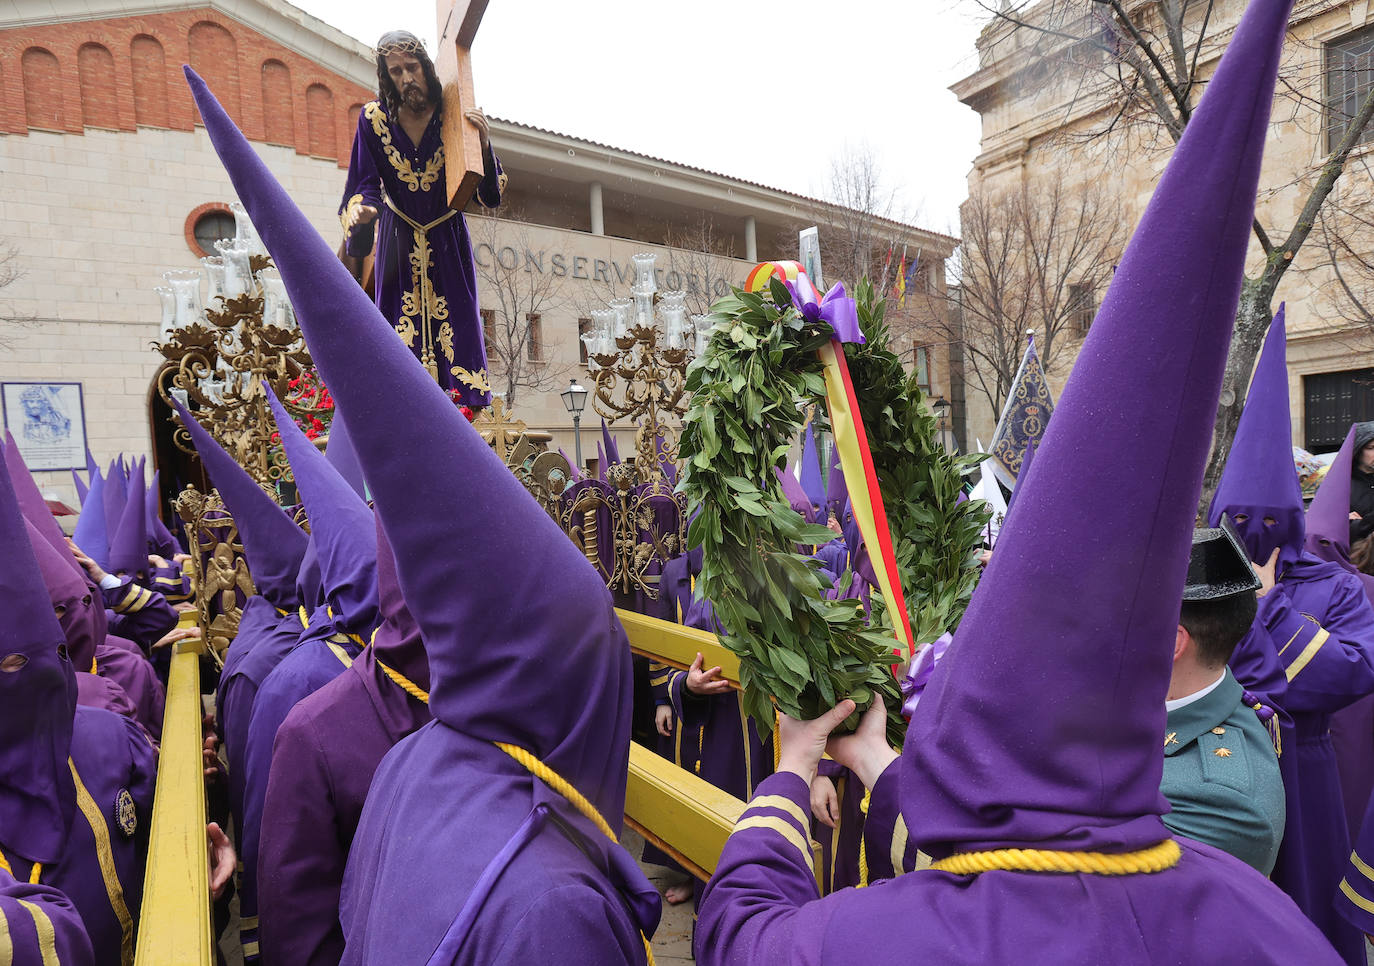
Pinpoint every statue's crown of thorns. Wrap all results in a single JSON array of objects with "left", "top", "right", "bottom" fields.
[{"left": 374, "top": 36, "right": 427, "bottom": 56}]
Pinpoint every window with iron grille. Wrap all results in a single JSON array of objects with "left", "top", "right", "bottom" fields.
[
  {"left": 1069, "top": 282, "right": 1096, "bottom": 335},
  {"left": 1326, "top": 25, "right": 1374, "bottom": 153},
  {"left": 526, "top": 313, "right": 543, "bottom": 361}
]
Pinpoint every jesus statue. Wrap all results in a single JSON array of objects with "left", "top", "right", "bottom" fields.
[{"left": 339, "top": 29, "right": 505, "bottom": 407}]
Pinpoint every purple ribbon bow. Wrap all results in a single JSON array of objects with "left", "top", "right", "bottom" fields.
[
  {"left": 782, "top": 277, "right": 865, "bottom": 345},
  {"left": 900, "top": 632, "right": 953, "bottom": 719}
]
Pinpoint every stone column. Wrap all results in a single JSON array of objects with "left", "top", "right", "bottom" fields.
[
  {"left": 744, "top": 215, "right": 757, "bottom": 262},
  {"left": 589, "top": 182, "right": 605, "bottom": 236}
]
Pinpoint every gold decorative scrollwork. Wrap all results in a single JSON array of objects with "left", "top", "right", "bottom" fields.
[
  {"left": 175, "top": 485, "right": 256, "bottom": 665},
  {"left": 589, "top": 319, "right": 690, "bottom": 484},
  {"left": 364, "top": 100, "right": 444, "bottom": 192}
]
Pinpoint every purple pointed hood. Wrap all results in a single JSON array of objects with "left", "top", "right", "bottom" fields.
[
  {"left": 1003, "top": 438, "right": 1036, "bottom": 518},
  {"left": 173, "top": 398, "right": 308, "bottom": 609},
  {"left": 775, "top": 465, "right": 817, "bottom": 524},
  {"left": 600, "top": 419, "right": 620, "bottom": 466},
  {"left": 266, "top": 390, "right": 378, "bottom": 637},
  {"left": 3, "top": 433, "right": 68, "bottom": 558},
  {"left": 323, "top": 411, "right": 367, "bottom": 500},
  {"left": 84, "top": 449, "right": 99, "bottom": 485},
  {"left": 145, "top": 470, "right": 179, "bottom": 558},
  {"left": 101, "top": 458, "right": 127, "bottom": 556},
  {"left": 71, "top": 470, "right": 88, "bottom": 507},
  {"left": 186, "top": 65, "right": 634, "bottom": 826},
  {"left": 800, "top": 423, "right": 824, "bottom": 511},
  {"left": 595, "top": 440, "right": 607, "bottom": 481},
  {"left": 108, "top": 459, "right": 149, "bottom": 578},
  {"left": 371, "top": 516, "right": 427, "bottom": 692},
  {"left": 71, "top": 469, "right": 109, "bottom": 569},
  {"left": 902, "top": 0, "right": 1291, "bottom": 857},
  {"left": 825, "top": 443, "right": 847, "bottom": 518},
  {"left": 0, "top": 468, "right": 78, "bottom": 866},
  {"left": 1208, "top": 307, "right": 1303, "bottom": 569}
]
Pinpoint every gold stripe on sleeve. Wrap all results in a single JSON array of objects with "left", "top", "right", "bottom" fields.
[
  {"left": 1285, "top": 629, "right": 1330, "bottom": 682},
  {"left": 747, "top": 794, "right": 810, "bottom": 832},
  {"left": 1340, "top": 877, "right": 1374, "bottom": 916},
  {"left": 731, "top": 816, "right": 816, "bottom": 875},
  {"left": 891, "top": 814, "right": 910, "bottom": 876},
  {"left": 15, "top": 900, "right": 58, "bottom": 966}
]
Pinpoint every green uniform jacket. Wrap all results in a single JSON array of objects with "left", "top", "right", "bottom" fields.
[{"left": 1160, "top": 668, "right": 1285, "bottom": 875}]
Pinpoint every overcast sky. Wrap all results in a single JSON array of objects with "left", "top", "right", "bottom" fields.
[{"left": 292, "top": 0, "right": 988, "bottom": 236}]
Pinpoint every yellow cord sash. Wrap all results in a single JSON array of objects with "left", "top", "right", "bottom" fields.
[
  {"left": 929, "top": 838, "right": 1181, "bottom": 876},
  {"left": 0, "top": 850, "right": 41, "bottom": 884}
]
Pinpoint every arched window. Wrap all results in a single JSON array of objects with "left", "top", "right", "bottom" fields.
[
  {"left": 77, "top": 43, "right": 117, "bottom": 129},
  {"left": 21, "top": 48, "right": 63, "bottom": 131},
  {"left": 260, "top": 60, "right": 293, "bottom": 146},
  {"left": 131, "top": 35, "right": 168, "bottom": 128},
  {"left": 188, "top": 21, "right": 240, "bottom": 121},
  {"left": 305, "top": 83, "right": 335, "bottom": 158}
]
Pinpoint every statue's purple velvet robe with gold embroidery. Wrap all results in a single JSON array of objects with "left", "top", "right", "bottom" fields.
[{"left": 339, "top": 99, "right": 504, "bottom": 406}]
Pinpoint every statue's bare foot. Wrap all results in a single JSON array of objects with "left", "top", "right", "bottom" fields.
[{"left": 664, "top": 879, "right": 694, "bottom": 905}]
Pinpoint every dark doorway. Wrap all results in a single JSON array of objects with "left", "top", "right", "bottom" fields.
[
  {"left": 146, "top": 375, "right": 208, "bottom": 547},
  {"left": 1303, "top": 367, "right": 1374, "bottom": 451}
]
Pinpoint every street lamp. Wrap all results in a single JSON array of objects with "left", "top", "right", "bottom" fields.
[
  {"left": 561, "top": 379, "right": 589, "bottom": 471},
  {"left": 931, "top": 396, "right": 951, "bottom": 452}
]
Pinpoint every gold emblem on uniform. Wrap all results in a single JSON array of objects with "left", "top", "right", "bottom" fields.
[
  {"left": 1213, "top": 748, "right": 1232, "bottom": 758},
  {"left": 1164, "top": 732, "right": 1179, "bottom": 747},
  {"left": 114, "top": 788, "right": 137, "bottom": 837},
  {"left": 1211, "top": 727, "right": 1226, "bottom": 735}
]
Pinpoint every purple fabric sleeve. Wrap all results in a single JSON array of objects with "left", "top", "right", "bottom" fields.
[
  {"left": 695, "top": 772, "right": 827, "bottom": 965},
  {"left": 340, "top": 110, "right": 384, "bottom": 258},
  {"left": 1261, "top": 582, "right": 1374, "bottom": 712},
  {"left": 474, "top": 143, "right": 504, "bottom": 210},
  {"left": 101, "top": 577, "right": 177, "bottom": 651}
]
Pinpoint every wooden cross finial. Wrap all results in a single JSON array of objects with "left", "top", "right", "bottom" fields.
[{"left": 435, "top": 0, "right": 490, "bottom": 211}]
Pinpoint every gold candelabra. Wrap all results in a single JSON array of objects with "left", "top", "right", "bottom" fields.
[
  {"left": 583, "top": 253, "right": 703, "bottom": 483},
  {"left": 153, "top": 216, "right": 334, "bottom": 488}
]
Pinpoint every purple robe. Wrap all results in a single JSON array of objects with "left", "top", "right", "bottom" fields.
[
  {"left": 75, "top": 670, "right": 140, "bottom": 724},
  {"left": 34, "top": 706, "right": 158, "bottom": 966},
  {"left": 1336, "top": 784, "right": 1374, "bottom": 934},
  {"left": 1229, "top": 555, "right": 1374, "bottom": 963},
  {"left": 258, "top": 520, "right": 431, "bottom": 966},
  {"left": 258, "top": 648, "right": 430, "bottom": 965},
  {"left": 696, "top": 771, "right": 1339, "bottom": 966},
  {"left": 1331, "top": 693, "right": 1374, "bottom": 844},
  {"left": 340, "top": 99, "right": 503, "bottom": 406},
  {"left": 216, "top": 597, "right": 303, "bottom": 841},
  {"left": 151, "top": 561, "right": 192, "bottom": 604},
  {"left": 339, "top": 724, "right": 658, "bottom": 966},
  {"left": 93, "top": 636, "right": 164, "bottom": 742},
  {"left": 238, "top": 616, "right": 361, "bottom": 961},
  {"left": 0, "top": 869, "right": 94, "bottom": 965}
]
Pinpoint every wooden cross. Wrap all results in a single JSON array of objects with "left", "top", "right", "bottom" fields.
[{"left": 435, "top": 0, "right": 490, "bottom": 211}]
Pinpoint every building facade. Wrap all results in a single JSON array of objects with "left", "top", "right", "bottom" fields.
[
  {"left": 952, "top": 0, "right": 1374, "bottom": 451},
  {"left": 0, "top": 0, "right": 959, "bottom": 506}
]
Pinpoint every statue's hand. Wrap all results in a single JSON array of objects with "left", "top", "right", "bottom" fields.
[
  {"left": 464, "top": 108, "right": 491, "bottom": 145},
  {"left": 349, "top": 205, "right": 379, "bottom": 230}
]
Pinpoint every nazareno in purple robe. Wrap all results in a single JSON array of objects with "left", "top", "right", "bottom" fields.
[
  {"left": 697, "top": 1, "right": 1340, "bottom": 961},
  {"left": 182, "top": 66, "right": 662, "bottom": 964},
  {"left": 339, "top": 96, "right": 503, "bottom": 406},
  {"left": 0, "top": 869, "right": 95, "bottom": 966},
  {"left": 644, "top": 551, "right": 773, "bottom": 892},
  {"left": 237, "top": 399, "right": 378, "bottom": 965},
  {"left": 1211, "top": 311, "right": 1374, "bottom": 965},
  {"left": 1304, "top": 424, "right": 1374, "bottom": 846},
  {"left": 258, "top": 520, "right": 431, "bottom": 966}
]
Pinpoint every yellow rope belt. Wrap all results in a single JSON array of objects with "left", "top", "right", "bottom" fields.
[
  {"left": 494, "top": 742, "right": 656, "bottom": 965},
  {"left": 378, "top": 662, "right": 429, "bottom": 704},
  {"left": 929, "top": 838, "right": 1181, "bottom": 876},
  {"left": 0, "top": 850, "right": 41, "bottom": 884}
]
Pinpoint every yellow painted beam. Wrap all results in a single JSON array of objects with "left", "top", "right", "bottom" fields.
[
  {"left": 135, "top": 625, "right": 212, "bottom": 966},
  {"left": 616, "top": 609, "right": 740, "bottom": 688},
  {"left": 625, "top": 743, "right": 822, "bottom": 886}
]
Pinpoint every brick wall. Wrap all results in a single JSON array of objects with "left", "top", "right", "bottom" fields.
[{"left": 0, "top": 7, "right": 374, "bottom": 166}]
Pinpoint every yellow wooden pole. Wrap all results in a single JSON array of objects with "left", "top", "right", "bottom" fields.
[{"left": 135, "top": 614, "right": 213, "bottom": 966}]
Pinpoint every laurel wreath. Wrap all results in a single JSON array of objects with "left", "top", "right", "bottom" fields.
[{"left": 680, "top": 278, "right": 988, "bottom": 743}]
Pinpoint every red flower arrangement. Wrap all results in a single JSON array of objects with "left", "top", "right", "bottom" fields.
[
  {"left": 446, "top": 389, "right": 479, "bottom": 422},
  {"left": 285, "top": 371, "right": 334, "bottom": 439}
]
